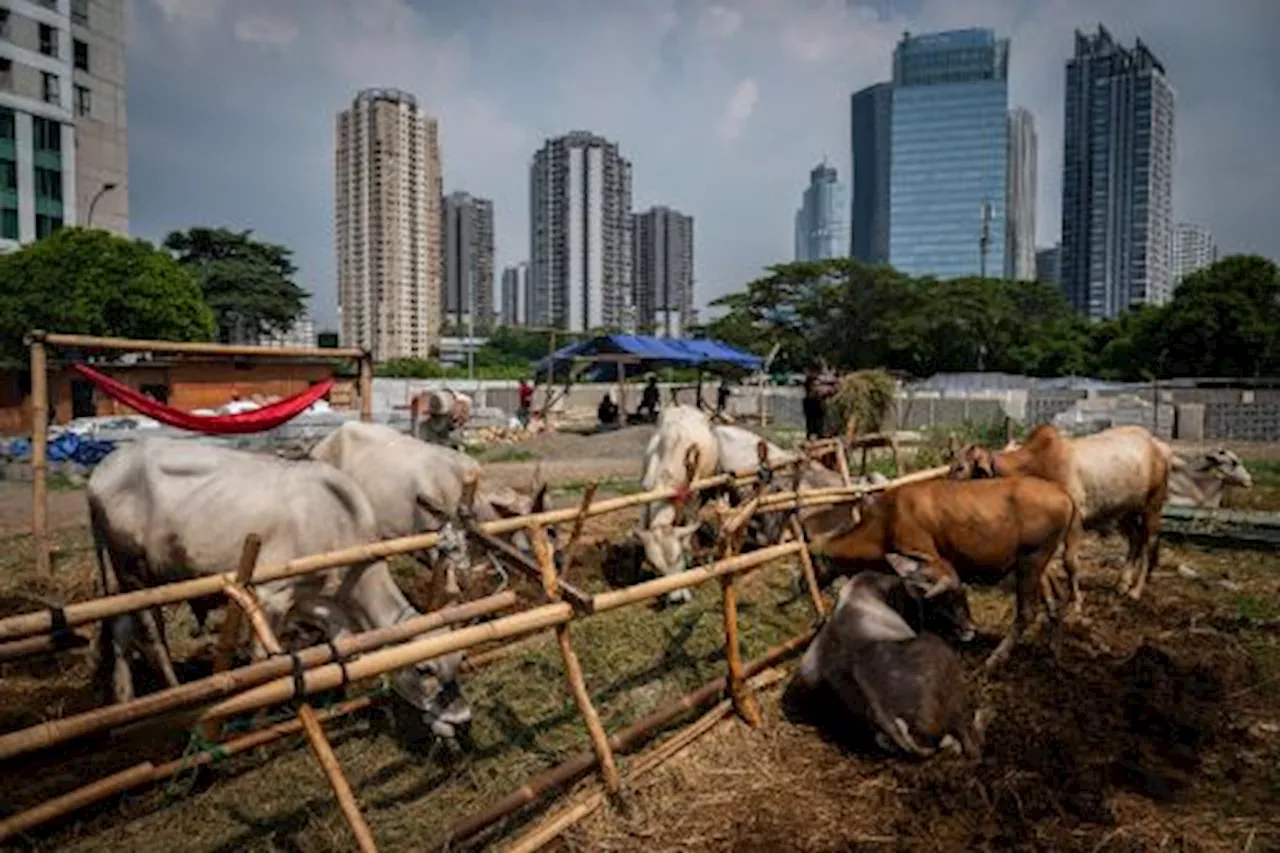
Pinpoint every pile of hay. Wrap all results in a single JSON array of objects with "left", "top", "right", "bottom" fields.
[{"left": 827, "top": 369, "right": 897, "bottom": 435}]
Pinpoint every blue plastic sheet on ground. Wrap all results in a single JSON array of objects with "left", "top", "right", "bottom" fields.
[{"left": 0, "top": 433, "right": 116, "bottom": 465}]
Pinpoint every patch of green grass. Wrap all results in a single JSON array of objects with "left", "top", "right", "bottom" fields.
[
  {"left": 484, "top": 447, "right": 539, "bottom": 463},
  {"left": 1235, "top": 593, "right": 1280, "bottom": 621},
  {"left": 557, "top": 477, "right": 644, "bottom": 496},
  {"left": 47, "top": 471, "right": 85, "bottom": 491}
]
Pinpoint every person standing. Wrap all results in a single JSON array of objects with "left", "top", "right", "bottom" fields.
[
  {"left": 517, "top": 378, "right": 534, "bottom": 427},
  {"left": 716, "top": 377, "right": 732, "bottom": 417},
  {"left": 803, "top": 368, "right": 826, "bottom": 439},
  {"left": 639, "top": 375, "right": 661, "bottom": 422}
]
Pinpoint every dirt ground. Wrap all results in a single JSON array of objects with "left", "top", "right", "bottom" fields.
[{"left": 0, "top": 430, "right": 1279, "bottom": 852}]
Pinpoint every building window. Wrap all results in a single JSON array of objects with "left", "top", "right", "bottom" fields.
[
  {"left": 32, "top": 116, "right": 60, "bottom": 151},
  {"left": 0, "top": 9, "right": 9, "bottom": 38},
  {"left": 35, "top": 167, "right": 62, "bottom": 201},
  {"left": 72, "top": 0, "right": 89, "bottom": 25},
  {"left": 74, "top": 39, "right": 88, "bottom": 71},
  {"left": 35, "top": 213, "right": 62, "bottom": 239},
  {"left": 0, "top": 160, "right": 15, "bottom": 192},
  {"left": 39, "top": 23, "right": 58, "bottom": 58},
  {"left": 0, "top": 109, "right": 12, "bottom": 141},
  {"left": 74, "top": 84, "right": 90, "bottom": 116},
  {"left": 41, "top": 72, "right": 60, "bottom": 105},
  {"left": 0, "top": 58, "right": 10, "bottom": 91},
  {"left": 0, "top": 207, "right": 17, "bottom": 240}
]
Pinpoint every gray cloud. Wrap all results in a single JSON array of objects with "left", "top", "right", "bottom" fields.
[{"left": 128, "top": 0, "right": 1280, "bottom": 329}]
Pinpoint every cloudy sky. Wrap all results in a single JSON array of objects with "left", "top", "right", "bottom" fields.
[{"left": 130, "top": 0, "right": 1279, "bottom": 329}]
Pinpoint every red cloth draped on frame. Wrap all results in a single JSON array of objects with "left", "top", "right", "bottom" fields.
[{"left": 70, "top": 363, "right": 336, "bottom": 435}]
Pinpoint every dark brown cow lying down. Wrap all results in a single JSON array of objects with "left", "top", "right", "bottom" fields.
[{"left": 798, "top": 571, "right": 988, "bottom": 759}]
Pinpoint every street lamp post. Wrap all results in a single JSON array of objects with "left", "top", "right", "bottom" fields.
[{"left": 86, "top": 182, "right": 118, "bottom": 228}]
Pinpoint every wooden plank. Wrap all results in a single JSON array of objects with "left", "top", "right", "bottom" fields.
[{"left": 35, "top": 330, "right": 363, "bottom": 360}]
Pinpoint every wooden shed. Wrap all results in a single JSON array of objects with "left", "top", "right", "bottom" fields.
[{"left": 0, "top": 357, "right": 352, "bottom": 435}]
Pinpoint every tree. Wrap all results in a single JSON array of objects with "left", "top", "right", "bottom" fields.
[
  {"left": 164, "top": 227, "right": 308, "bottom": 343},
  {"left": 0, "top": 227, "right": 214, "bottom": 362}
]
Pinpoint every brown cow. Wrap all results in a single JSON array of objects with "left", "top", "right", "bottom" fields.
[
  {"left": 809, "top": 477, "right": 1081, "bottom": 671},
  {"left": 949, "top": 424, "right": 1170, "bottom": 603}
]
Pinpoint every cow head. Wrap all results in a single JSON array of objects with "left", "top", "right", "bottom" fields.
[
  {"left": 479, "top": 480, "right": 554, "bottom": 556},
  {"left": 1202, "top": 449, "right": 1253, "bottom": 489},
  {"left": 883, "top": 554, "right": 975, "bottom": 642},
  {"left": 948, "top": 445, "right": 997, "bottom": 480},
  {"left": 391, "top": 647, "right": 473, "bottom": 739},
  {"left": 634, "top": 523, "right": 701, "bottom": 604}
]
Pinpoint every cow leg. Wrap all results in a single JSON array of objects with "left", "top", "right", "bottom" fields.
[
  {"left": 985, "top": 556, "right": 1042, "bottom": 673},
  {"left": 98, "top": 615, "right": 137, "bottom": 704},
  {"left": 139, "top": 605, "right": 181, "bottom": 689},
  {"left": 1061, "top": 513, "right": 1085, "bottom": 617},
  {"left": 1127, "top": 503, "right": 1163, "bottom": 601},
  {"left": 1114, "top": 514, "right": 1144, "bottom": 595}
]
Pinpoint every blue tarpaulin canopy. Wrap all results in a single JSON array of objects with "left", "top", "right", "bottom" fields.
[{"left": 533, "top": 334, "right": 763, "bottom": 380}]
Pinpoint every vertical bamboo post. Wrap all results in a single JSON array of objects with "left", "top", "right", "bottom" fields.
[
  {"left": 228, "top": 568, "right": 379, "bottom": 853},
  {"left": 202, "top": 534, "right": 263, "bottom": 741},
  {"left": 527, "top": 522, "right": 620, "bottom": 791},
  {"left": 716, "top": 442, "right": 767, "bottom": 727},
  {"left": 787, "top": 517, "right": 826, "bottom": 618},
  {"left": 892, "top": 437, "right": 904, "bottom": 477},
  {"left": 29, "top": 333, "right": 50, "bottom": 576},
  {"left": 358, "top": 352, "right": 373, "bottom": 423},
  {"left": 834, "top": 441, "right": 852, "bottom": 487},
  {"left": 560, "top": 482, "right": 598, "bottom": 579}
]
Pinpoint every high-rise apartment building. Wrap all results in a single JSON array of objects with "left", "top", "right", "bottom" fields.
[
  {"left": 335, "top": 88, "right": 442, "bottom": 361},
  {"left": 259, "top": 313, "right": 316, "bottom": 348},
  {"left": 0, "top": 0, "right": 127, "bottom": 249},
  {"left": 500, "top": 262, "right": 530, "bottom": 327},
  {"left": 889, "top": 28, "right": 1010, "bottom": 279},
  {"left": 633, "top": 205, "right": 694, "bottom": 338},
  {"left": 1172, "top": 222, "right": 1217, "bottom": 285},
  {"left": 1061, "top": 26, "right": 1175, "bottom": 319},
  {"left": 1035, "top": 245, "right": 1061, "bottom": 287},
  {"left": 1006, "top": 107, "right": 1037, "bottom": 281},
  {"left": 849, "top": 82, "right": 892, "bottom": 264},
  {"left": 442, "top": 191, "right": 494, "bottom": 331},
  {"left": 529, "top": 131, "right": 632, "bottom": 332},
  {"left": 793, "top": 161, "right": 845, "bottom": 262}
]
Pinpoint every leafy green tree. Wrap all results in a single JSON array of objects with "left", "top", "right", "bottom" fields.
[
  {"left": 163, "top": 227, "right": 308, "bottom": 343},
  {"left": 0, "top": 227, "right": 214, "bottom": 361}
]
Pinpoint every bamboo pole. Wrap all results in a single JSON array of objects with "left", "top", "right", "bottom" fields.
[
  {"left": 358, "top": 352, "right": 374, "bottom": 423},
  {"left": 788, "top": 517, "right": 826, "bottom": 618},
  {"left": 203, "top": 535, "right": 263, "bottom": 741},
  {"left": 30, "top": 335, "right": 50, "bottom": 576},
  {"left": 227, "top": 569, "right": 378, "bottom": 853},
  {"left": 427, "top": 629, "right": 815, "bottom": 851},
  {"left": 559, "top": 482, "right": 598, "bottom": 579},
  {"left": 196, "top": 543, "right": 799, "bottom": 726},
  {"left": 502, "top": 668, "right": 790, "bottom": 853},
  {"left": 720, "top": 563, "right": 760, "bottom": 726},
  {"left": 0, "top": 593, "right": 516, "bottom": 763},
  {"left": 39, "top": 331, "right": 364, "bottom": 360},
  {"left": 530, "top": 522, "right": 620, "bottom": 791},
  {"left": 0, "top": 761, "right": 158, "bottom": 843},
  {"left": 835, "top": 441, "right": 853, "bottom": 487}
]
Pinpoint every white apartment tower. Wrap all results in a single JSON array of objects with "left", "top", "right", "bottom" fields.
[
  {"left": 1006, "top": 107, "right": 1037, "bottom": 281},
  {"left": 442, "top": 191, "right": 494, "bottom": 331},
  {"left": 529, "top": 131, "right": 632, "bottom": 332},
  {"left": 1172, "top": 222, "right": 1217, "bottom": 285},
  {"left": 0, "top": 0, "right": 128, "bottom": 247},
  {"left": 335, "top": 88, "right": 442, "bottom": 361},
  {"left": 632, "top": 205, "right": 694, "bottom": 338}
]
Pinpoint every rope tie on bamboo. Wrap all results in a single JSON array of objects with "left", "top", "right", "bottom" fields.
[
  {"left": 669, "top": 483, "right": 693, "bottom": 509},
  {"left": 324, "top": 637, "right": 352, "bottom": 689},
  {"left": 47, "top": 605, "right": 86, "bottom": 651}
]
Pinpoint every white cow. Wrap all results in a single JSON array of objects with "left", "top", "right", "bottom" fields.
[
  {"left": 87, "top": 438, "right": 472, "bottom": 738},
  {"left": 635, "top": 405, "right": 720, "bottom": 604},
  {"left": 309, "top": 421, "right": 549, "bottom": 557},
  {"left": 1166, "top": 448, "right": 1254, "bottom": 508}
]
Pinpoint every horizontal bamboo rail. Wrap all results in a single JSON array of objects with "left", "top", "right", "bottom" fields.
[
  {"left": 32, "top": 330, "right": 365, "bottom": 360},
  {"left": 428, "top": 629, "right": 816, "bottom": 850},
  {"left": 0, "top": 592, "right": 517, "bottom": 762}
]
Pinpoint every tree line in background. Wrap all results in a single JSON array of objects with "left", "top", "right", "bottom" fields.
[
  {"left": 700, "top": 255, "right": 1280, "bottom": 381},
  {"left": 0, "top": 227, "right": 309, "bottom": 363},
  {"left": 3, "top": 227, "right": 1277, "bottom": 382}
]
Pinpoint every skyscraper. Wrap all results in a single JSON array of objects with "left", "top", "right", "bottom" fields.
[
  {"left": 500, "top": 262, "right": 530, "bottom": 327},
  {"left": 1006, "top": 107, "right": 1037, "bottom": 281},
  {"left": 0, "top": 0, "right": 128, "bottom": 246},
  {"left": 1061, "top": 26, "right": 1175, "bottom": 319},
  {"left": 529, "top": 131, "right": 632, "bottom": 332},
  {"left": 849, "top": 82, "right": 892, "bottom": 264},
  {"left": 633, "top": 205, "right": 694, "bottom": 338},
  {"left": 793, "top": 161, "right": 846, "bottom": 262},
  {"left": 1035, "top": 245, "right": 1061, "bottom": 288},
  {"left": 335, "top": 88, "right": 443, "bottom": 360},
  {"left": 1172, "top": 222, "right": 1217, "bottom": 285},
  {"left": 442, "top": 191, "right": 494, "bottom": 331},
  {"left": 889, "top": 28, "right": 1010, "bottom": 279}
]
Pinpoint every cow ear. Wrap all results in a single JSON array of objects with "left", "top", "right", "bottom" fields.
[{"left": 884, "top": 552, "right": 922, "bottom": 578}]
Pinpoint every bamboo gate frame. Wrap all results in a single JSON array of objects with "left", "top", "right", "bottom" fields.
[
  {"left": 0, "top": 424, "right": 946, "bottom": 850},
  {"left": 24, "top": 331, "right": 375, "bottom": 577}
]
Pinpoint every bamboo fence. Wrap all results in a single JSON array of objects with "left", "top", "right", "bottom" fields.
[{"left": 0, "top": 431, "right": 944, "bottom": 850}]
